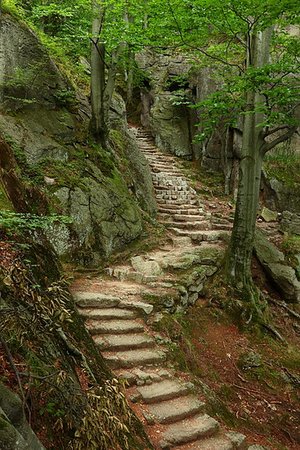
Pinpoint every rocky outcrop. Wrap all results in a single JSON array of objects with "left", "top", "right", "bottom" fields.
[
  {"left": 0, "top": 384, "right": 45, "bottom": 450},
  {"left": 262, "top": 171, "right": 300, "bottom": 214},
  {"left": 280, "top": 211, "right": 300, "bottom": 235},
  {"left": 0, "top": 14, "right": 156, "bottom": 264},
  {"left": 136, "top": 50, "right": 199, "bottom": 159},
  {"left": 254, "top": 229, "right": 300, "bottom": 303}
]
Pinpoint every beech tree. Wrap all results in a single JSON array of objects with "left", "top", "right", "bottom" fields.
[{"left": 142, "top": 0, "right": 299, "bottom": 310}]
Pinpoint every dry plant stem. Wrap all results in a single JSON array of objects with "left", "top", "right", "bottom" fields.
[
  {"left": 0, "top": 336, "right": 28, "bottom": 418},
  {"left": 56, "top": 327, "right": 97, "bottom": 383}
]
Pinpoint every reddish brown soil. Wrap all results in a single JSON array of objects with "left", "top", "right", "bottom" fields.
[{"left": 164, "top": 298, "right": 300, "bottom": 450}]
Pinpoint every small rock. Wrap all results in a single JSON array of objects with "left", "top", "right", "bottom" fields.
[
  {"left": 44, "top": 176, "right": 56, "bottom": 185},
  {"left": 226, "top": 431, "right": 246, "bottom": 448},
  {"left": 188, "top": 292, "right": 198, "bottom": 305},
  {"left": 260, "top": 207, "right": 278, "bottom": 222},
  {"left": 130, "top": 392, "right": 141, "bottom": 403}
]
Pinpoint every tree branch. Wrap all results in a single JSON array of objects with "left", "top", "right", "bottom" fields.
[
  {"left": 263, "top": 125, "right": 290, "bottom": 138},
  {"left": 261, "top": 126, "right": 297, "bottom": 153},
  {"left": 166, "top": 0, "right": 243, "bottom": 70}
]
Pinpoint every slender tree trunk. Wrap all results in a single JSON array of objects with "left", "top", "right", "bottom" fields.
[
  {"left": 227, "top": 27, "right": 273, "bottom": 298},
  {"left": 90, "top": 1, "right": 107, "bottom": 145}
]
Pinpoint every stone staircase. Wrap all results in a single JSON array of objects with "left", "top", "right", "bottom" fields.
[
  {"left": 72, "top": 128, "right": 267, "bottom": 449},
  {"left": 134, "top": 127, "right": 232, "bottom": 243},
  {"left": 74, "top": 291, "right": 249, "bottom": 449}
]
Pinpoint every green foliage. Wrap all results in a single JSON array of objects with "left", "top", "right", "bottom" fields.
[
  {"left": 52, "top": 88, "right": 77, "bottom": 107},
  {"left": 0, "top": 210, "right": 72, "bottom": 233},
  {"left": 264, "top": 148, "right": 300, "bottom": 188}
]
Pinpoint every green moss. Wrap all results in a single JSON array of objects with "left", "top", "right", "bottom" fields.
[
  {"left": 0, "top": 184, "right": 13, "bottom": 210},
  {"left": 264, "top": 151, "right": 300, "bottom": 189}
]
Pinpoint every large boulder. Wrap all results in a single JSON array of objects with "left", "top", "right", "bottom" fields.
[
  {"left": 0, "top": 14, "right": 74, "bottom": 164},
  {"left": 52, "top": 161, "right": 143, "bottom": 261},
  {"left": 136, "top": 50, "right": 198, "bottom": 159},
  {"left": 254, "top": 229, "right": 300, "bottom": 303},
  {"left": 0, "top": 383, "right": 45, "bottom": 450}
]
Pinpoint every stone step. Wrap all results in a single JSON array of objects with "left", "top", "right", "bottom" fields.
[
  {"left": 173, "top": 214, "right": 207, "bottom": 222},
  {"left": 94, "top": 333, "right": 155, "bottom": 351},
  {"left": 115, "top": 367, "right": 173, "bottom": 386},
  {"left": 103, "top": 348, "right": 166, "bottom": 369},
  {"left": 86, "top": 319, "right": 144, "bottom": 335},
  {"left": 148, "top": 157, "right": 177, "bottom": 163},
  {"left": 211, "top": 222, "right": 233, "bottom": 231},
  {"left": 74, "top": 292, "right": 120, "bottom": 308},
  {"left": 172, "top": 432, "right": 247, "bottom": 450},
  {"left": 159, "top": 414, "right": 219, "bottom": 449},
  {"left": 152, "top": 170, "right": 183, "bottom": 176},
  {"left": 155, "top": 187, "right": 191, "bottom": 194},
  {"left": 170, "top": 228, "right": 229, "bottom": 242},
  {"left": 155, "top": 186, "right": 190, "bottom": 192},
  {"left": 156, "top": 193, "right": 196, "bottom": 200},
  {"left": 137, "top": 379, "right": 191, "bottom": 404},
  {"left": 158, "top": 207, "right": 203, "bottom": 215},
  {"left": 79, "top": 307, "right": 137, "bottom": 320},
  {"left": 145, "top": 396, "right": 205, "bottom": 424},
  {"left": 158, "top": 199, "right": 198, "bottom": 206},
  {"left": 161, "top": 221, "right": 210, "bottom": 230}
]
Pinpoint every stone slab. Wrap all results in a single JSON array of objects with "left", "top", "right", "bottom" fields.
[
  {"left": 137, "top": 379, "right": 190, "bottom": 404},
  {"left": 86, "top": 319, "right": 144, "bottom": 334},
  {"left": 94, "top": 333, "right": 155, "bottom": 351},
  {"left": 159, "top": 414, "right": 219, "bottom": 448},
  {"left": 146, "top": 395, "right": 205, "bottom": 424},
  {"left": 79, "top": 307, "right": 137, "bottom": 320},
  {"left": 103, "top": 348, "right": 166, "bottom": 369},
  {"left": 74, "top": 292, "right": 120, "bottom": 308}
]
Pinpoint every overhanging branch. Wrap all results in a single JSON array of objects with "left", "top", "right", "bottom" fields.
[{"left": 261, "top": 126, "right": 297, "bottom": 153}]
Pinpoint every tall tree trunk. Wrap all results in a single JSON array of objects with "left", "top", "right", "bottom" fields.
[
  {"left": 90, "top": 1, "right": 107, "bottom": 145},
  {"left": 227, "top": 27, "right": 273, "bottom": 300}
]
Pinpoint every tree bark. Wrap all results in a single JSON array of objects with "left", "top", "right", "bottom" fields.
[
  {"left": 90, "top": 1, "right": 107, "bottom": 145},
  {"left": 227, "top": 26, "right": 273, "bottom": 299}
]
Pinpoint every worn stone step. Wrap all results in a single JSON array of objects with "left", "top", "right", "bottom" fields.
[
  {"left": 145, "top": 396, "right": 205, "bottom": 424},
  {"left": 158, "top": 199, "right": 198, "bottom": 206},
  {"left": 94, "top": 333, "right": 155, "bottom": 351},
  {"left": 159, "top": 414, "right": 219, "bottom": 449},
  {"left": 172, "top": 432, "right": 247, "bottom": 450},
  {"left": 86, "top": 319, "right": 144, "bottom": 335},
  {"left": 74, "top": 292, "right": 120, "bottom": 308},
  {"left": 137, "top": 379, "right": 191, "bottom": 404},
  {"left": 158, "top": 207, "right": 203, "bottom": 215},
  {"left": 103, "top": 348, "right": 166, "bottom": 369},
  {"left": 155, "top": 188, "right": 191, "bottom": 195},
  {"left": 211, "top": 222, "right": 233, "bottom": 231},
  {"left": 79, "top": 307, "right": 137, "bottom": 320},
  {"left": 115, "top": 367, "right": 173, "bottom": 386},
  {"left": 170, "top": 228, "right": 229, "bottom": 241},
  {"left": 161, "top": 221, "right": 209, "bottom": 230},
  {"left": 173, "top": 214, "right": 207, "bottom": 222}
]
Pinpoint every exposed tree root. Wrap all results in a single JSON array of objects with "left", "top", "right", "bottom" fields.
[
  {"left": 261, "top": 323, "right": 286, "bottom": 344},
  {"left": 268, "top": 297, "right": 300, "bottom": 321}
]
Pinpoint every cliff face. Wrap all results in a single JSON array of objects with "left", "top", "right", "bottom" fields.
[{"left": 0, "top": 14, "right": 156, "bottom": 265}]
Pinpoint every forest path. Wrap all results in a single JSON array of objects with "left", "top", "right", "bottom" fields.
[{"left": 71, "top": 128, "right": 265, "bottom": 450}]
